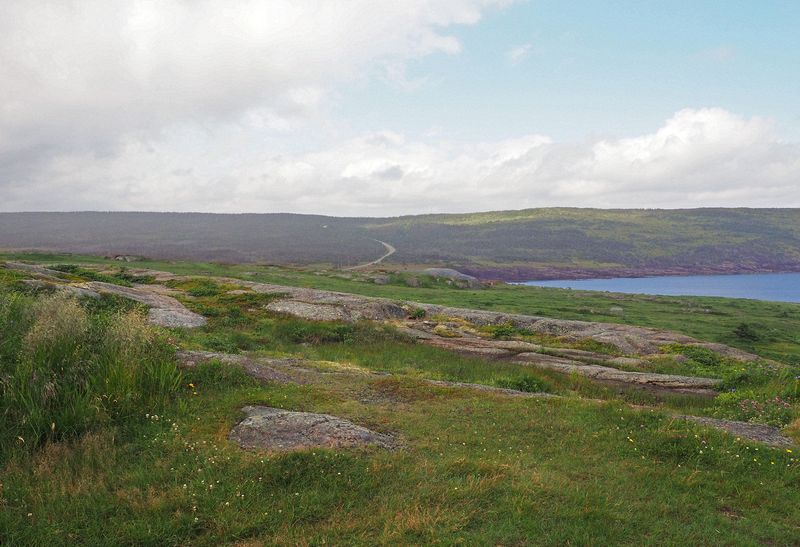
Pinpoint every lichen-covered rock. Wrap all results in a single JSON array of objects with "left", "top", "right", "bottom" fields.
[{"left": 229, "top": 406, "right": 394, "bottom": 451}]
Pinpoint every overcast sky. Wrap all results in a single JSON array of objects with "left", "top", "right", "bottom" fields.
[{"left": 2, "top": 1, "right": 799, "bottom": 215}]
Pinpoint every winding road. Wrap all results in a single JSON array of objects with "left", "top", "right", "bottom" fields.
[{"left": 343, "top": 240, "right": 396, "bottom": 270}]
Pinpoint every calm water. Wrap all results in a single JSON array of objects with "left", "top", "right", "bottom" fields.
[{"left": 517, "top": 273, "right": 800, "bottom": 303}]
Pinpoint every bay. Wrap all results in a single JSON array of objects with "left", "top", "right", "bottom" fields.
[{"left": 516, "top": 273, "right": 800, "bottom": 303}]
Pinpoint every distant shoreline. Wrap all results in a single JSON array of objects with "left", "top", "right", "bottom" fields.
[{"left": 466, "top": 265, "right": 800, "bottom": 283}]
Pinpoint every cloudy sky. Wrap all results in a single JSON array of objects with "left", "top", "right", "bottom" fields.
[{"left": 2, "top": 1, "right": 799, "bottom": 215}]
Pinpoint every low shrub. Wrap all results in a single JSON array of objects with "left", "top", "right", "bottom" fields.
[
  {"left": 494, "top": 375, "right": 552, "bottom": 393},
  {"left": 712, "top": 390, "right": 796, "bottom": 426},
  {"left": 408, "top": 307, "right": 426, "bottom": 319},
  {"left": 270, "top": 318, "right": 401, "bottom": 346},
  {"left": 484, "top": 323, "right": 526, "bottom": 340},
  {"left": 50, "top": 264, "right": 135, "bottom": 287}
]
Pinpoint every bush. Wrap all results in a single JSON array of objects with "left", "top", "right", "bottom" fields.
[
  {"left": 486, "top": 324, "right": 519, "bottom": 340},
  {"left": 0, "top": 292, "right": 181, "bottom": 453},
  {"left": 273, "top": 320, "right": 358, "bottom": 344},
  {"left": 494, "top": 375, "right": 551, "bottom": 393},
  {"left": 733, "top": 322, "right": 761, "bottom": 342},
  {"left": 50, "top": 264, "right": 135, "bottom": 287},
  {"left": 408, "top": 307, "right": 426, "bottom": 319},
  {"left": 270, "top": 318, "right": 400, "bottom": 346},
  {"left": 663, "top": 344, "right": 723, "bottom": 368},
  {"left": 713, "top": 391, "right": 796, "bottom": 426},
  {"left": 186, "top": 282, "right": 222, "bottom": 297}
]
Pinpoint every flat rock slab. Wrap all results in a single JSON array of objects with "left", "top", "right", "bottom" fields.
[
  {"left": 513, "top": 356, "right": 722, "bottom": 395},
  {"left": 5, "top": 263, "right": 206, "bottom": 328},
  {"left": 3, "top": 262, "right": 67, "bottom": 278},
  {"left": 80, "top": 281, "right": 207, "bottom": 328},
  {"left": 229, "top": 406, "right": 395, "bottom": 451},
  {"left": 679, "top": 415, "right": 794, "bottom": 448},
  {"left": 177, "top": 350, "right": 309, "bottom": 384},
  {"left": 213, "top": 275, "right": 762, "bottom": 361}
]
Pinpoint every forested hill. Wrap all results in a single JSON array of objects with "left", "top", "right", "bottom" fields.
[{"left": 1, "top": 208, "right": 799, "bottom": 280}]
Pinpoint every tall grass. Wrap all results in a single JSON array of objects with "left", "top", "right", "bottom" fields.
[{"left": 0, "top": 292, "right": 181, "bottom": 456}]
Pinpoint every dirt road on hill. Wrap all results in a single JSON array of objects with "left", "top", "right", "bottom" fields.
[{"left": 343, "top": 240, "right": 395, "bottom": 270}]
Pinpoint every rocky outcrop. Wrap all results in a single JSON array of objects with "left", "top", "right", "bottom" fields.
[
  {"left": 419, "top": 268, "right": 484, "bottom": 289},
  {"left": 678, "top": 416, "right": 794, "bottom": 448},
  {"left": 177, "top": 350, "right": 554, "bottom": 398},
  {"left": 511, "top": 357, "right": 721, "bottom": 395},
  {"left": 177, "top": 350, "right": 312, "bottom": 384},
  {"left": 220, "top": 277, "right": 760, "bottom": 360},
  {"left": 5, "top": 262, "right": 206, "bottom": 328},
  {"left": 229, "top": 406, "right": 395, "bottom": 451},
  {"left": 3, "top": 262, "right": 66, "bottom": 278},
  {"left": 21, "top": 278, "right": 102, "bottom": 299},
  {"left": 79, "top": 281, "right": 207, "bottom": 328},
  {"left": 398, "top": 325, "right": 722, "bottom": 395}
]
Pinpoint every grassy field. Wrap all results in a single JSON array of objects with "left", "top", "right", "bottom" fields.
[
  {"left": 2, "top": 253, "right": 799, "bottom": 545},
  {"left": 5, "top": 251, "right": 799, "bottom": 364}
]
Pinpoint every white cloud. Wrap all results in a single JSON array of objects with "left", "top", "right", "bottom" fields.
[
  {"left": 1, "top": 4, "right": 797, "bottom": 216},
  {"left": 3, "top": 108, "right": 798, "bottom": 215},
  {"left": 0, "top": 0, "right": 508, "bottom": 162},
  {"left": 506, "top": 43, "right": 532, "bottom": 64}
]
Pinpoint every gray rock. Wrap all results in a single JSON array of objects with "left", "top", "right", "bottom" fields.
[
  {"left": 229, "top": 406, "right": 395, "bottom": 451},
  {"left": 80, "top": 281, "right": 207, "bottom": 328},
  {"left": 176, "top": 350, "right": 308, "bottom": 384},
  {"left": 210, "top": 274, "right": 764, "bottom": 361},
  {"left": 22, "top": 278, "right": 102, "bottom": 299},
  {"left": 4, "top": 262, "right": 68, "bottom": 280},
  {"left": 679, "top": 415, "right": 794, "bottom": 448},
  {"left": 511, "top": 355, "right": 721, "bottom": 394},
  {"left": 420, "top": 268, "right": 484, "bottom": 289}
]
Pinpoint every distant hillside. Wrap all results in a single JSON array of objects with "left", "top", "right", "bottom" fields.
[
  {"left": 1, "top": 208, "right": 799, "bottom": 280},
  {"left": 0, "top": 212, "right": 381, "bottom": 266},
  {"left": 365, "top": 208, "right": 800, "bottom": 279}
]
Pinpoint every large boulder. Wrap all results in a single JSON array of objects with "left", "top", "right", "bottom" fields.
[{"left": 229, "top": 406, "right": 395, "bottom": 451}]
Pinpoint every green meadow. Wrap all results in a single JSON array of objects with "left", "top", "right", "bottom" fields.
[{"left": 1, "top": 253, "right": 799, "bottom": 545}]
